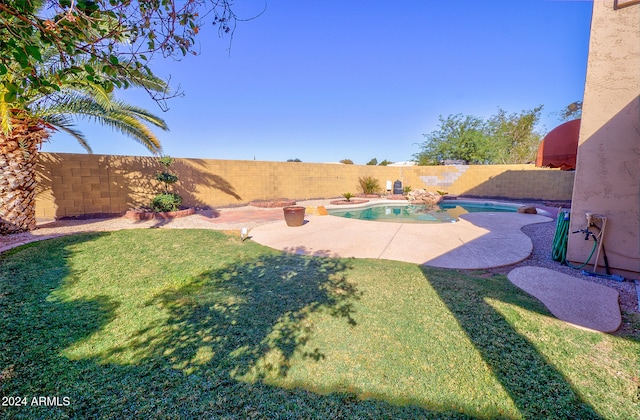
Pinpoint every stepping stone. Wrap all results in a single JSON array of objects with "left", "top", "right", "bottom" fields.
[{"left": 507, "top": 266, "right": 621, "bottom": 333}]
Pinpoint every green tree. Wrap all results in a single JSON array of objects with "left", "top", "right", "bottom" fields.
[
  {"left": 1, "top": 1, "right": 240, "bottom": 233},
  {"left": 378, "top": 159, "right": 392, "bottom": 166},
  {"left": 0, "top": 54, "right": 169, "bottom": 233},
  {"left": 340, "top": 159, "right": 354, "bottom": 164},
  {"left": 0, "top": 1, "right": 239, "bottom": 120},
  {"left": 366, "top": 158, "right": 378, "bottom": 165},
  {"left": 487, "top": 106, "right": 543, "bottom": 164},
  {"left": 151, "top": 155, "right": 182, "bottom": 212},
  {"left": 414, "top": 107, "right": 543, "bottom": 166},
  {"left": 414, "top": 114, "right": 492, "bottom": 165}
]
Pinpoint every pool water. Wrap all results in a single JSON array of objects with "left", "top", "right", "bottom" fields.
[{"left": 327, "top": 201, "right": 518, "bottom": 223}]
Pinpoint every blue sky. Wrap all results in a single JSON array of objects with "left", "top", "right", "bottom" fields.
[{"left": 42, "top": 0, "right": 594, "bottom": 164}]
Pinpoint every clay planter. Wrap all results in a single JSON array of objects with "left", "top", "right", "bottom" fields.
[{"left": 283, "top": 206, "right": 306, "bottom": 227}]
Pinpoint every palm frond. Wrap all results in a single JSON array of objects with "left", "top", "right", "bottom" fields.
[
  {"left": 40, "top": 114, "right": 93, "bottom": 153},
  {"left": 37, "top": 94, "right": 164, "bottom": 154},
  {"left": 9, "top": 41, "right": 170, "bottom": 152},
  {"left": 116, "top": 67, "right": 170, "bottom": 94},
  {"left": 90, "top": 113, "right": 163, "bottom": 154},
  {"left": 115, "top": 103, "right": 169, "bottom": 131}
]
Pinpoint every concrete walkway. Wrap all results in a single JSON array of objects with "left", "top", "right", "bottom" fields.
[
  {"left": 250, "top": 211, "right": 553, "bottom": 269},
  {"left": 508, "top": 266, "right": 622, "bottom": 333}
]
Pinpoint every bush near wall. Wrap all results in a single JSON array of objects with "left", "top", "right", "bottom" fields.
[{"left": 35, "top": 153, "right": 574, "bottom": 218}]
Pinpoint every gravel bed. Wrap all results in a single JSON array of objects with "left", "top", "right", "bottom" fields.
[{"left": 486, "top": 219, "right": 639, "bottom": 315}]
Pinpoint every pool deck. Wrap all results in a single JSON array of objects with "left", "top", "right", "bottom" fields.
[{"left": 250, "top": 209, "right": 553, "bottom": 269}]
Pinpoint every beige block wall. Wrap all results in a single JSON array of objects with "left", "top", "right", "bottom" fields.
[
  {"left": 35, "top": 152, "right": 574, "bottom": 218},
  {"left": 405, "top": 165, "right": 574, "bottom": 199},
  {"left": 567, "top": 0, "right": 640, "bottom": 275}
]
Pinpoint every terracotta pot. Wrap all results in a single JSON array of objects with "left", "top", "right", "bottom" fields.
[{"left": 283, "top": 206, "right": 306, "bottom": 227}]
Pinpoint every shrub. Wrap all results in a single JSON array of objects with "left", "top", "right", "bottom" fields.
[
  {"left": 358, "top": 176, "right": 380, "bottom": 195},
  {"left": 156, "top": 172, "right": 178, "bottom": 186},
  {"left": 151, "top": 193, "right": 183, "bottom": 212},
  {"left": 151, "top": 156, "right": 183, "bottom": 212},
  {"left": 341, "top": 192, "right": 354, "bottom": 202}
]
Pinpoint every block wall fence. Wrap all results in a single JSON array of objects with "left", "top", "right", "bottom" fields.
[{"left": 35, "top": 153, "right": 575, "bottom": 218}]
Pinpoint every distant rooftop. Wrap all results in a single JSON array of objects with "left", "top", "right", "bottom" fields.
[{"left": 387, "top": 161, "right": 417, "bottom": 167}]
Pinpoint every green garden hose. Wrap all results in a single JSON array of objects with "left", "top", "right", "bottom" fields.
[{"left": 551, "top": 211, "right": 597, "bottom": 269}]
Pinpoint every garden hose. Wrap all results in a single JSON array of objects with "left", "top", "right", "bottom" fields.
[{"left": 551, "top": 211, "right": 597, "bottom": 269}]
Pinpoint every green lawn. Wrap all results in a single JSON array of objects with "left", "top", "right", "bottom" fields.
[{"left": 0, "top": 229, "right": 638, "bottom": 419}]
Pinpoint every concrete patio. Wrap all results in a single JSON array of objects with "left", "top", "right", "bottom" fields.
[{"left": 250, "top": 209, "right": 553, "bottom": 269}]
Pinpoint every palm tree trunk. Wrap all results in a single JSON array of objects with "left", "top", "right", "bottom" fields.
[{"left": 0, "top": 120, "right": 48, "bottom": 234}]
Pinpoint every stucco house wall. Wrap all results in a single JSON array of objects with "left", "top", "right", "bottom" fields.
[{"left": 568, "top": 0, "right": 640, "bottom": 275}]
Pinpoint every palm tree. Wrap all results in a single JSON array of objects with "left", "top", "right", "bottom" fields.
[{"left": 0, "top": 57, "right": 169, "bottom": 234}]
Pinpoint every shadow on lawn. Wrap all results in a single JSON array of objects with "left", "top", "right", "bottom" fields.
[
  {"left": 421, "top": 266, "right": 603, "bottom": 419},
  {"left": 110, "top": 252, "right": 361, "bottom": 380},
  {"left": 0, "top": 233, "right": 119, "bottom": 418},
  {"left": 1, "top": 234, "right": 470, "bottom": 419}
]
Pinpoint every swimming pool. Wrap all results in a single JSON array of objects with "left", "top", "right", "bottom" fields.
[{"left": 327, "top": 201, "right": 519, "bottom": 223}]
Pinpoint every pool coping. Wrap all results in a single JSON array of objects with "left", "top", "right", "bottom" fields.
[{"left": 322, "top": 197, "right": 554, "bottom": 219}]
